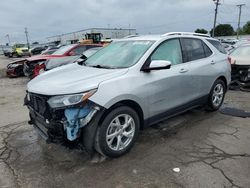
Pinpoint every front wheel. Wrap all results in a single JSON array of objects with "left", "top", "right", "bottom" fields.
[
  {"left": 207, "top": 79, "right": 226, "bottom": 111},
  {"left": 95, "top": 106, "right": 140, "bottom": 158}
]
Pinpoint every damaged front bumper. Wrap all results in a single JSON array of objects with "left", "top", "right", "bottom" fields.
[
  {"left": 24, "top": 92, "right": 105, "bottom": 153},
  {"left": 231, "top": 64, "right": 250, "bottom": 83}
]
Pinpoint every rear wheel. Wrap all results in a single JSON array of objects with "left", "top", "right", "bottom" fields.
[
  {"left": 95, "top": 106, "right": 140, "bottom": 158},
  {"left": 207, "top": 79, "right": 226, "bottom": 111}
]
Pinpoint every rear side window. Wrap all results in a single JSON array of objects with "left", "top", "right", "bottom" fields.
[
  {"left": 71, "top": 46, "right": 87, "bottom": 55},
  {"left": 182, "top": 38, "right": 207, "bottom": 62},
  {"left": 207, "top": 39, "right": 227, "bottom": 54}
]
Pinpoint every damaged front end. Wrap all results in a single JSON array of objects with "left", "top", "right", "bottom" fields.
[
  {"left": 231, "top": 64, "right": 250, "bottom": 90},
  {"left": 24, "top": 91, "right": 104, "bottom": 153}
]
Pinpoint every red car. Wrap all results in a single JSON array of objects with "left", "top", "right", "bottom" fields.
[
  {"left": 24, "top": 43, "right": 102, "bottom": 78},
  {"left": 6, "top": 43, "right": 101, "bottom": 78}
]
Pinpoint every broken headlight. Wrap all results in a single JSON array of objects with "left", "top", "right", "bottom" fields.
[{"left": 47, "top": 89, "right": 97, "bottom": 108}]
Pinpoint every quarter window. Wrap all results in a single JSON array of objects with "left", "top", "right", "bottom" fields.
[
  {"left": 151, "top": 39, "right": 183, "bottom": 65},
  {"left": 207, "top": 39, "right": 227, "bottom": 54},
  {"left": 203, "top": 43, "right": 213, "bottom": 57}
]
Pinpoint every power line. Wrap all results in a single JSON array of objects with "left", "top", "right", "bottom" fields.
[{"left": 236, "top": 4, "right": 246, "bottom": 39}]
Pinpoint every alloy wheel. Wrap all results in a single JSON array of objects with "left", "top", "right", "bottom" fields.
[
  {"left": 212, "top": 83, "right": 224, "bottom": 107},
  {"left": 106, "top": 114, "right": 135, "bottom": 151}
]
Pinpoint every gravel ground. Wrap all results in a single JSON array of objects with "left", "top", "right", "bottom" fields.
[{"left": 0, "top": 55, "right": 250, "bottom": 188}]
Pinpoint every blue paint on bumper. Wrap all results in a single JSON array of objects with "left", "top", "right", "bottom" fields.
[{"left": 64, "top": 107, "right": 91, "bottom": 141}]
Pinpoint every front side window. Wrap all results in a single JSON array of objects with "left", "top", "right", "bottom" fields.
[
  {"left": 150, "top": 39, "right": 183, "bottom": 65},
  {"left": 85, "top": 40, "right": 154, "bottom": 68},
  {"left": 182, "top": 38, "right": 206, "bottom": 62}
]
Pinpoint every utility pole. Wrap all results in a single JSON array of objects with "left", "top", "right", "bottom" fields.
[
  {"left": 5, "top": 34, "right": 11, "bottom": 45},
  {"left": 24, "top": 27, "right": 30, "bottom": 49},
  {"left": 212, "top": 0, "right": 220, "bottom": 37},
  {"left": 236, "top": 4, "right": 245, "bottom": 39}
]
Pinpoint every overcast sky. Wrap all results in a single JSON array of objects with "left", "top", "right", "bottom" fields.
[{"left": 0, "top": 0, "right": 250, "bottom": 44}]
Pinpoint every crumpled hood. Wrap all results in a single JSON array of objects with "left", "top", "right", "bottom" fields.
[
  {"left": 27, "top": 54, "right": 65, "bottom": 62},
  {"left": 27, "top": 63, "right": 128, "bottom": 95},
  {"left": 231, "top": 56, "right": 250, "bottom": 66}
]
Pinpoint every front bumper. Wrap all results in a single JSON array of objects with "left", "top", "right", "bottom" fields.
[
  {"left": 6, "top": 64, "right": 24, "bottom": 77},
  {"left": 231, "top": 64, "right": 250, "bottom": 82},
  {"left": 25, "top": 93, "right": 105, "bottom": 153}
]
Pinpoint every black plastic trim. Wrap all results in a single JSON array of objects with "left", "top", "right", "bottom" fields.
[{"left": 144, "top": 95, "right": 208, "bottom": 127}]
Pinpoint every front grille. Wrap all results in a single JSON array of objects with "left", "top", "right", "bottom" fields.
[
  {"left": 29, "top": 93, "right": 51, "bottom": 119},
  {"left": 22, "top": 49, "right": 29, "bottom": 53}
]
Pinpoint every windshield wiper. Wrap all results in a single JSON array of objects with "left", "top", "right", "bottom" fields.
[{"left": 90, "top": 64, "right": 114, "bottom": 69}]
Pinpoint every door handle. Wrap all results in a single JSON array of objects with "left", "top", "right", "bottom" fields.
[
  {"left": 179, "top": 68, "right": 188, "bottom": 73},
  {"left": 211, "top": 60, "right": 216, "bottom": 65}
]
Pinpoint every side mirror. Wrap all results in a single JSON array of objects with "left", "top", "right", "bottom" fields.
[{"left": 142, "top": 60, "right": 171, "bottom": 72}]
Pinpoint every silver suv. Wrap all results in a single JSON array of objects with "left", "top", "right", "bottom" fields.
[{"left": 25, "top": 32, "right": 231, "bottom": 158}]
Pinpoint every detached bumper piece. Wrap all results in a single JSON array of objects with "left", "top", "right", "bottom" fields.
[
  {"left": 25, "top": 93, "right": 102, "bottom": 147},
  {"left": 64, "top": 106, "right": 99, "bottom": 141},
  {"left": 230, "top": 65, "right": 250, "bottom": 92}
]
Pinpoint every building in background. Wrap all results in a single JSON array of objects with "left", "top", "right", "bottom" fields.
[{"left": 46, "top": 28, "right": 136, "bottom": 45}]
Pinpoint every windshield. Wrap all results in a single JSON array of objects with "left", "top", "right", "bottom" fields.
[
  {"left": 230, "top": 46, "right": 250, "bottom": 56},
  {"left": 52, "top": 44, "right": 76, "bottom": 55},
  {"left": 85, "top": 40, "right": 154, "bottom": 68}
]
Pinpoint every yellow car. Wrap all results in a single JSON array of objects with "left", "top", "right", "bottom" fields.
[{"left": 9, "top": 44, "right": 30, "bottom": 57}]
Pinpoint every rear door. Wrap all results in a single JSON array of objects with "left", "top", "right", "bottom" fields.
[{"left": 180, "top": 38, "right": 214, "bottom": 98}]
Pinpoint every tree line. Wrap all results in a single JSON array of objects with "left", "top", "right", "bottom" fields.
[{"left": 195, "top": 21, "right": 250, "bottom": 36}]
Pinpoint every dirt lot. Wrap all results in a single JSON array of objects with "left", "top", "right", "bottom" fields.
[{"left": 0, "top": 55, "right": 250, "bottom": 188}]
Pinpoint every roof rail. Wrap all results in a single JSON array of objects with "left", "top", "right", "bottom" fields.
[{"left": 161, "top": 32, "right": 211, "bottom": 38}]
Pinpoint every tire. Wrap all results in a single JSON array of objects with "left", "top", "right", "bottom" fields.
[
  {"left": 95, "top": 106, "right": 140, "bottom": 158},
  {"left": 207, "top": 79, "right": 226, "bottom": 111}
]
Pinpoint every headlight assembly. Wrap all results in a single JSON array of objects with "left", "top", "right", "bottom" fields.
[{"left": 47, "top": 89, "right": 97, "bottom": 108}]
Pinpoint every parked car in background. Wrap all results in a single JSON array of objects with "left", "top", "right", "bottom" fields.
[
  {"left": 9, "top": 44, "right": 30, "bottom": 57},
  {"left": 233, "top": 38, "right": 250, "bottom": 48},
  {"left": 228, "top": 44, "right": 250, "bottom": 87},
  {"left": 41, "top": 46, "right": 59, "bottom": 55},
  {"left": 6, "top": 59, "right": 26, "bottom": 77},
  {"left": 35, "top": 47, "right": 102, "bottom": 76},
  {"left": 23, "top": 44, "right": 102, "bottom": 78},
  {"left": 25, "top": 32, "right": 231, "bottom": 158},
  {"left": 221, "top": 38, "right": 239, "bottom": 45},
  {"left": 3, "top": 47, "right": 13, "bottom": 57},
  {"left": 221, "top": 42, "right": 234, "bottom": 53},
  {"left": 30, "top": 46, "right": 47, "bottom": 55}
]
